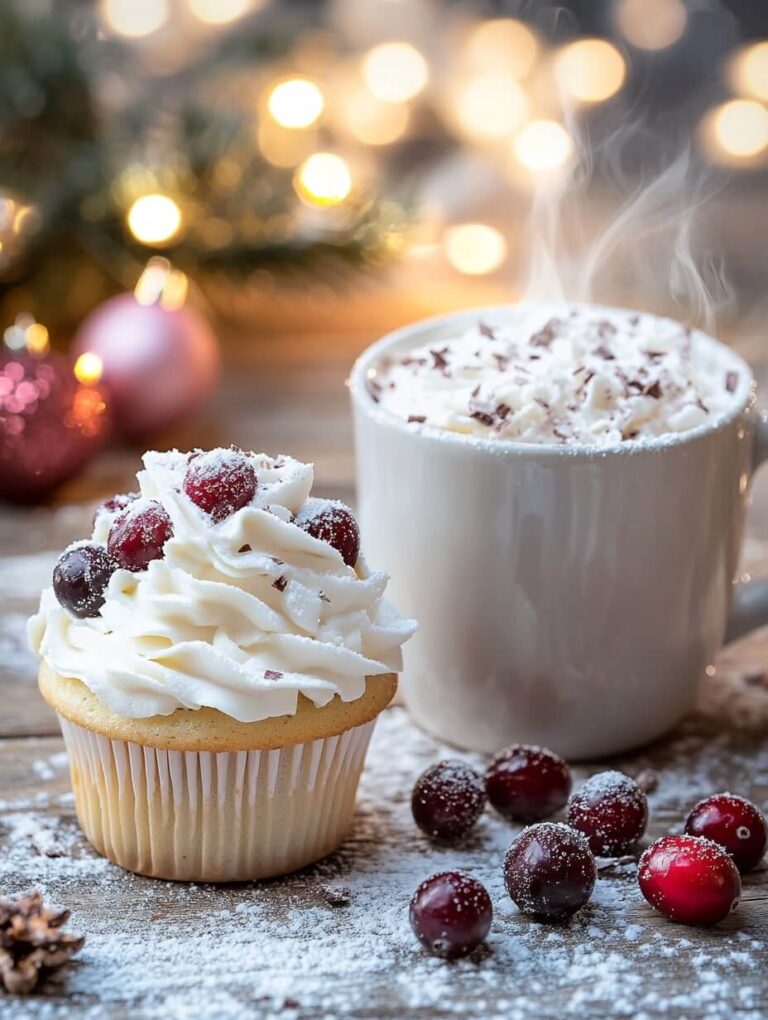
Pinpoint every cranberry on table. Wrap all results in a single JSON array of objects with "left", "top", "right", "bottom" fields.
[
  {"left": 638, "top": 834, "right": 741, "bottom": 927},
  {"left": 108, "top": 500, "right": 174, "bottom": 572},
  {"left": 409, "top": 871, "right": 492, "bottom": 959},
  {"left": 503, "top": 822, "right": 596, "bottom": 922},
  {"left": 52, "top": 543, "right": 115, "bottom": 618},
  {"left": 412, "top": 760, "right": 486, "bottom": 842},
  {"left": 485, "top": 744, "right": 571, "bottom": 822},
  {"left": 685, "top": 793, "right": 767, "bottom": 873},
  {"left": 566, "top": 770, "right": 648, "bottom": 856},
  {"left": 295, "top": 498, "right": 360, "bottom": 568},
  {"left": 183, "top": 448, "right": 257, "bottom": 523}
]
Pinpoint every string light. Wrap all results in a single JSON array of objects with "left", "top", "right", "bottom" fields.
[
  {"left": 188, "top": 0, "right": 253, "bottom": 25},
  {"left": 455, "top": 73, "right": 528, "bottom": 141},
  {"left": 463, "top": 19, "right": 538, "bottom": 79},
  {"left": 513, "top": 120, "right": 573, "bottom": 172},
  {"left": 703, "top": 99, "right": 768, "bottom": 162},
  {"left": 127, "top": 195, "right": 183, "bottom": 245},
  {"left": 443, "top": 224, "right": 507, "bottom": 275},
  {"left": 294, "top": 153, "right": 352, "bottom": 207},
  {"left": 554, "top": 39, "right": 626, "bottom": 104},
  {"left": 342, "top": 93, "right": 410, "bottom": 146},
  {"left": 729, "top": 42, "right": 768, "bottom": 102},
  {"left": 73, "top": 353, "right": 104, "bottom": 386},
  {"left": 267, "top": 78, "right": 325, "bottom": 130},
  {"left": 362, "top": 43, "right": 429, "bottom": 103},
  {"left": 615, "top": 0, "right": 687, "bottom": 51},
  {"left": 101, "top": 0, "right": 168, "bottom": 37}
]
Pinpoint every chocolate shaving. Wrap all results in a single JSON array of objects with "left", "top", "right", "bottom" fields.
[
  {"left": 238, "top": 544, "right": 252, "bottom": 553},
  {"left": 478, "top": 321, "right": 496, "bottom": 339},
  {"left": 492, "top": 353, "right": 510, "bottom": 372},
  {"left": 552, "top": 426, "right": 568, "bottom": 441},
  {"left": 644, "top": 350, "right": 665, "bottom": 362},
  {"left": 725, "top": 371, "right": 738, "bottom": 393},
  {"left": 529, "top": 319, "right": 561, "bottom": 348},
  {"left": 629, "top": 314, "right": 640, "bottom": 326},
  {"left": 695, "top": 397, "right": 710, "bottom": 414},
  {"left": 264, "top": 669, "right": 283, "bottom": 680},
  {"left": 470, "top": 408, "right": 496, "bottom": 426},
  {"left": 598, "top": 320, "right": 617, "bottom": 339},
  {"left": 318, "top": 591, "right": 331, "bottom": 603},
  {"left": 366, "top": 377, "right": 382, "bottom": 403},
  {"left": 593, "top": 345, "right": 616, "bottom": 361},
  {"left": 496, "top": 403, "right": 511, "bottom": 419},
  {"left": 430, "top": 347, "right": 449, "bottom": 371},
  {"left": 407, "top": 415, "right": 427, "bottom": 424},
  {"left": 400, "top": 355, "right": 428, "bottom": 367},
  {"left": 534, "top": 397, "right": 550, "bottom": 412},
  {"left": 272, "top": 576, "right": 287, "bottom": 592},
  {"left": 643, "top": 380, "right": 662, "bottom": 399}
]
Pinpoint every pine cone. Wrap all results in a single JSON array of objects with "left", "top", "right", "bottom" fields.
[{"left": 0, "top": 891, "right": 84, "bottom": 995}]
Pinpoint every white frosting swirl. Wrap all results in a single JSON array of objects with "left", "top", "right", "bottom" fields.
[{"left": 28, "top": 450, "right": 416, "bottom": 722}]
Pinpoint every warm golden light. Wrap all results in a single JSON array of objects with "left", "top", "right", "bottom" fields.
[
  {"left": 464, "top": 19, "right": 539, "bottom": 79},
  {"left": 443, "top": 224, "right": 507, "bottom": 275},
  {"left": 455, "top": 72, "right": 528, "bottom": 141},
  {"left": 729, "top": 41, "right": 768, "bottom": 102},
  {"left": 25, "top": 322, "right": 49, "bottom": 356},
  {"left": 74, "top": 352, "right": 104, "bottom": 387},
  {"left": 127, "top": 195, "right": 182, "bottom": 245},
  {"left": 188, "top": 0, "right": 252, "bottom": 25},
  {"left": 294, "top": 153, "right": 352, "bottom": 207},
  {"left": 257, "top": 121, "right": 314, "bottom": 168},
  {"left": 554, "top": 38, "right": 626, "bottom": 103},
  {"left": 362, "top": 43, "right": 429, "bottom": 103},
  {"left": 705, "top": 99, "right": 768, "bottom": 161},
  {"left": 101, "top": 0, "right": 168, "bottom": 37},
  {"left": 343, "top": 93, "right": 410, "bottom": 145},
  {"left": 267, "top": 78, "right": 325, "bottom": 130},
  {"left": 513, "top": 120, "right": 573, "bottom": 171},
  {"left": 615, "top": 0, "right": 687, "bottom": 51}
]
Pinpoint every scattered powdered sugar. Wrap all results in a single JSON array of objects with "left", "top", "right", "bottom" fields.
[{"left": 1, "top": 706, "right": 766, "bottom": 1018}]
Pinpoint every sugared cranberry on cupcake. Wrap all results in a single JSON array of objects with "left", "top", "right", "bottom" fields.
[
  {"left": 108, "top": 499, "right": 173, "bottom": 571},
  {"left": 93, "top": 492, "right": 138, "bottom": 525},
  {"left": 503, "top": 822, "right": 596, "bottom": 922},
  {"left": 684, "top": 793, "right": 767, "bottom": 873},
  {"left": 53, "top": 543, "right": 115, "bottom": 618},
  {"left": 412, "top": 760, "right": 486, "bottom": 842},
  {"left": 638, "top": 834, "right": 741, "bottom": 926},
  {"left": 409, "top": 871, "right": 492, "bottom": 959},
  {"left": 485, "top": 745, "right": 571, "bottom": 822},
  {"left": 566, "top": 770, "right": 648, "bottom": 856},
  {"left": 295, "top": 498, "right": 360, "bottom": 568},
  {"left": 183, "top": 448, "right": 257, "bottom": 523}
]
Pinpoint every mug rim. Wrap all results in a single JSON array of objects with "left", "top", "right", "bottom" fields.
[{"left": 349, "top": 302, "right": 756, "bottom": 459}]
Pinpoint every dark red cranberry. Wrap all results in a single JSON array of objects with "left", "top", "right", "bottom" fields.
[
  {"left": 503, "top": 822, "right": 596, "bottom": 922},
  {"left": 183, "top": 448, "right": 257, "bottom": 523},
  {"left": 685, "top": 793, "right": 767, "bottom": 873},
  {"left": 93, "top": 491, "right": 138, "bottom": 524},
  {"left": 485, "top": 745, "right": 571, "bottom": 822},
  {"left": 295, "top": 498, "right": 360, "bottom": 568},
  {"left": 107, "top": 500, "right": 173, "bottom": 572},
  {"left": 566, "top": 770, "right": 648, "bottom": 855},
  {"left": 52, "top": 543, "right": 115, "bottom": 618},
  {"left": 412, "top": 760, "right": 486, "bottom": 842},
  {"left": 638, "top": 834, "right": 741, "bottom": 926},
  {"left": 409, "top": 871, "right": 492, "bottom": 959}
]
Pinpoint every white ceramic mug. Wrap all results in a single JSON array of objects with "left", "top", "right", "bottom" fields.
[{"left": 350, "top": 304, "right": 768, "bottom": 759}]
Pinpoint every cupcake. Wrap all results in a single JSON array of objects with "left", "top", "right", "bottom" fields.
[{"left": 28, "top": 448, "right": 415, "bottom": 881}]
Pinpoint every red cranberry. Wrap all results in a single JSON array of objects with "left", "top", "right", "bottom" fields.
[
  {"left": 295, "top": 498, "right": 360, "bottom": 568},
  {"left": 409, "top": 871, "right": 492, "bottom": 959},
  {"left": 412, "top": 760, "right": 486, "bottom": 842},
  {"left": 685, "top": 793, "right": 767, "bottom": 873},
  {"left": 108, "top": 500, "right": 173, "bottom": 572},
  {"left": 52, "top": 543, "right": 115, "bottom": 618},
  {"left": 503, "top": 822, "right": 596, "bottom": 922},
  {"left": 638, "top": 834, "right": 741, "bottom": 926},
  {"left": 566, "top": 770, "right": 648, "bottom": 855},
  {"left": 183, "top": 448, "right": 257, "bottom": 523},
  {"left": 485, "top": 745, "right": 571, "bottom": 822},
  {"left": 93, "top": 491, "right": 138, "bottom": 524}
]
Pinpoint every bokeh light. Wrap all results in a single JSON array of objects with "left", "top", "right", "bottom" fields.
[
  {"left": 73, "top": 353, "right": 104, "bottom": 386},
  {"left": 342, "top": 93, "right": 410, "bottom": 146},
  {"left": 127, "top": 195, "right": 183, "bottom": 245},
  {"left": 188, "top": 0, "right": 253, "bottom": 25},
  {"left": 615, "top": 0, "right": 687, "bottom": 51},
  {"left": 362, "top": 43, "right": 429, "bottom": 103},
  {"left": 455, "top": 73, "right": 528, "bottom": 141},
  {"left": 554, "top": 39, "right": 626, "bottom": 103},
  {"left": 267, "top": 79, "right": 325, "bottom": 130},
  {"left": 294, "top": 153, "right": 352, "bottom": 207},
  {"left": 463, "top": 19, "right": 539, "bottom": 79},
  {"left": 729, "top": 42, "right": 768, "bottom": 102},
  {"left": 513, "top": 120, "right": 574, "bottom": 172},
  {"left": 25, "top": 323, "right": 49, "bottom": 356},
  {"left": 443, "top": 224, "right": 507, "bottom": 275},
  {"left": 703, "top": 99, "right": 768, "bottom": 162},
  {"left": 257, "top": 121, "right": 315, "bottom": 168},
  {"left": 101, "top": 0, "right": 168, "bottom": 37}
]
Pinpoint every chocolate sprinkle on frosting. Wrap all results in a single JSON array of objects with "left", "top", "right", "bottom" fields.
[
  {"left": 407, "top": 415, "right": 427, "bottom": 424},
  {"left": 725, "top": 371, "right": 738, "bottom": 393},
  {"left": 264, "top": 669, "right": 283, "bottom": 680},
  {"left": 272, "top": 576, "right": 287, "bottom": 592}
]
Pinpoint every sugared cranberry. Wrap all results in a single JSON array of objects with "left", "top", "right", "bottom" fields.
[
  {"left": 183, "top": 448, "right": 257, "bottom": 523},
  {"left": 409, "top": 871, "right": 492, "bottom": 959},
  {"left": 685, "top": 793, "right": 767, "bottom": 873},
  {"left": 93, "top": 491, "right": 138, "bottom": 524},
  {"left": 485, "top": 745, "right": 571, "bottom": 822},
  {"left": 52, "top": 543, "right": 115, "bottom": 618},
  {"left": 638, "top": 834, "right": 741, "bottom": 926},
  {"left": 566, "top": 770, "right": 648, "bottom": 856},
  {"left": 295, "top": 498, "right": 360, "bottom": 568},
  {"left": 107, "top": 500, "right": 173, "bottom": 571},
  {"left": 412, "top": 760, "right": 486, "bottom": 842},
  {"left": 503, "top": 822, "right": 596, "bottom": 922}
]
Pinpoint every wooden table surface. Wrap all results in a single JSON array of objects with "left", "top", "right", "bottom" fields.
[{"left": 2, "top": 281, "right": 768, "bottom": 1019}]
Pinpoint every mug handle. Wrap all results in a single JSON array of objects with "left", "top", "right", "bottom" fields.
[{"left": 726, "top": 412, "right": 768, "bottom": 643}]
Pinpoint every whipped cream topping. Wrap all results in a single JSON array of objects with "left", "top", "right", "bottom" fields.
[
  {"left": 371, "top": 305, "right": 749, "bottom": 446},
  {"left": 29, "top": 450, "right": 415, "bottom": 722}
]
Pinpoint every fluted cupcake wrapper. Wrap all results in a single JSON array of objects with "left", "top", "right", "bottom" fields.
[{"left": 58, "top": 715, "right": 376, "bottom": 882}]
